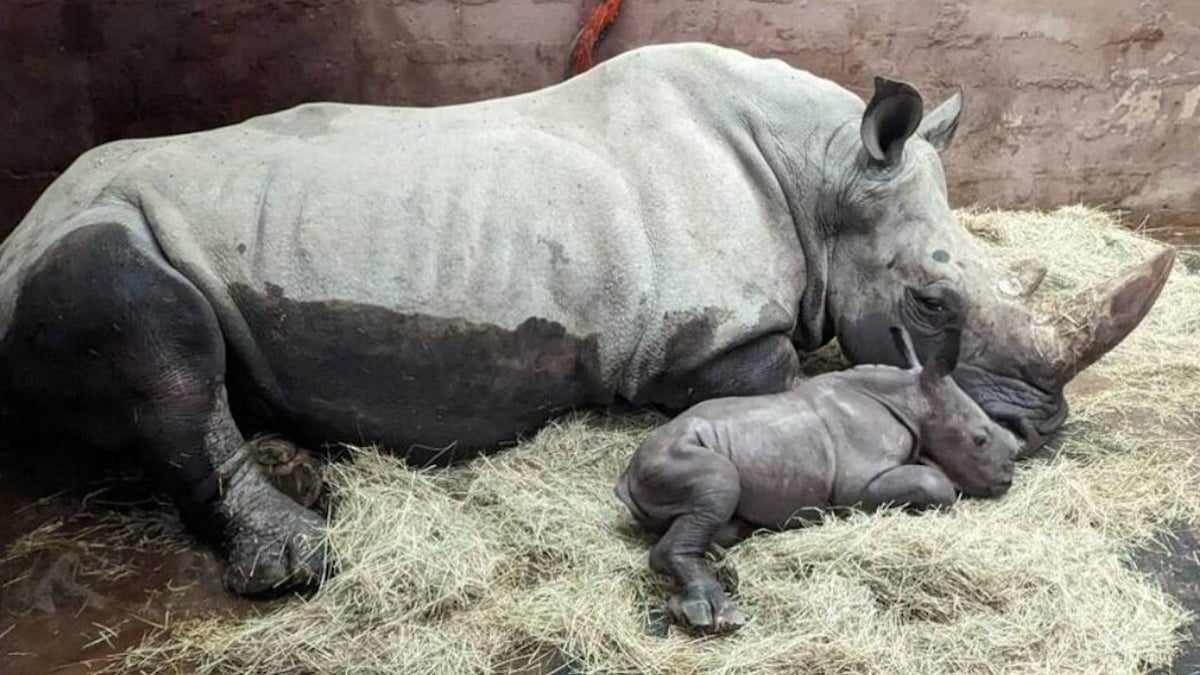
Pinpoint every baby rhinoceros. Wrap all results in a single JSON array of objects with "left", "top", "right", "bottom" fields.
[{"left": 615, "top": 290, "right": 1021, "bottom": 633}]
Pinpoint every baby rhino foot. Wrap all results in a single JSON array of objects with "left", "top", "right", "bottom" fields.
[
  {"left": 668, "top": 583, "right": 746, "bottom": 633},
  {"left": 247, "top": 435, "right": 324, "bottom": 508},
  {"left": 222, "top": 489, "right": 330, "bottom": 596}
]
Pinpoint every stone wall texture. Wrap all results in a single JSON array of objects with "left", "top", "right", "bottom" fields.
[{"left": 2, "top": 0, "right": 1198, "bottom": 239}]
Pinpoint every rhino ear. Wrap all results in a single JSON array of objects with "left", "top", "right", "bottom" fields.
[
  {"left": 861, "top": 76, "right": 924, "bottom": 167},
  {"left": 918, "top": 87, "right": 964, "bottom": 153}
]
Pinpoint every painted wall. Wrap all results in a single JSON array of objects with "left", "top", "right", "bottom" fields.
[{"left": 2, "top": 0, "right": 1197, "bottom": 239}]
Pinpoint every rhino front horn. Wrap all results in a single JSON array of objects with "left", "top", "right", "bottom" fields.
[{"left": 1054, "top": 247, "right": 1176, "bottom": 381}]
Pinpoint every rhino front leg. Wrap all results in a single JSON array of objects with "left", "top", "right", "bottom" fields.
[
  {"left": 858, "top": 464, "right": 957, "bottom": 512},
  {"left": 622, "top": 433, "right": 746, "bottom": 633},
  {"left": 247, "top": 435, "right": 325, "bottom": 509},
  {"left": 711, "top": 517, "right": 756, "bottom": 548},
  {"left": 649, "top": 332, "right": 799, "bottom": 410}
]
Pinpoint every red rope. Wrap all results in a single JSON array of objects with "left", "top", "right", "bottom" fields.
[{"left": 569, "top": 0, "right": 623, "bottom": 75}]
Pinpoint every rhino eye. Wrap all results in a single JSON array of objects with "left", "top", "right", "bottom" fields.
[
  {"left": 972, "top": 432, "right": 989, "bottom": 447},
  {"left": 917, "top": 294, "right": 946, "bottom": 312}
]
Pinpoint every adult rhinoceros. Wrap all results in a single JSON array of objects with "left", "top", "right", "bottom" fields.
[{"left": 0, "top": 43, "right": 1173, "bottom": 594}]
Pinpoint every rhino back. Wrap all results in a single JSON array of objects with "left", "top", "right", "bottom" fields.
[{"left": 0, "top": 43, "right": 835, "bottom": 456}]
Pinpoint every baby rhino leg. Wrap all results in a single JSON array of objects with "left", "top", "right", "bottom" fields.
[
  {"left": 712, "top": 518, "right": 756, "bottom": 548},
  {"left": 860, "top": 464, "right": 957, "bottom": 512},
  {"left": 621, "top": 432, "right": 745, "bottom": 633}
]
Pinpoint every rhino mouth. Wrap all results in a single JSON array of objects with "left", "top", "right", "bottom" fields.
[{"left": 950, "top": 363, "right": 1067, "bottom": 456}]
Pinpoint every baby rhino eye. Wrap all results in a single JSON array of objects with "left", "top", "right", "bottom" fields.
[{"left": 972, "top": 431, "right": 989, "bottom": 447}]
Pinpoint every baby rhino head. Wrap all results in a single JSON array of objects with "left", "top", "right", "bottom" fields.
[{"left": 894, "top": 289, "right": 1021, "bottom": 497}]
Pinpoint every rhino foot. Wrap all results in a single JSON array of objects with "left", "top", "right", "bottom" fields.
[
  {"left": 221, "top": 488, "right": 329, "bottom": 596},
  {"left": 247, "top": 435, "right": 325, "bottom": 508},
  {"left": 667, "top": 583, "right": 745, "bottom": 634},
  {"left": 218, "top": 440, "right": 331, "bottom": 596}
]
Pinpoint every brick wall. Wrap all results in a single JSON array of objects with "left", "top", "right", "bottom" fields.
[{"left": 2, "top": 0, "right": 1197, "bottom": 238}]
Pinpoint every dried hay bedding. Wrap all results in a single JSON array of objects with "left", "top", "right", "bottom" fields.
[{"left": 120, "top": 207, "right": 1199, "bottom": 674}]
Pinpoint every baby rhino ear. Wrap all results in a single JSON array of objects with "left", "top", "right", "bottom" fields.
[
  {"left": 921, "top": 325, "right": 961, "bottom": 385},
  {"left": 919, "top": 288, "right": 968, "bottom": 385},
  {"left": 890, "top": 326, "right": 921, "bottom": 370}
]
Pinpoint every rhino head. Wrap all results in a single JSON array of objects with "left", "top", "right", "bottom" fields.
[{"left": 818, "top": 77, "right": 1175, "bottom": 456}]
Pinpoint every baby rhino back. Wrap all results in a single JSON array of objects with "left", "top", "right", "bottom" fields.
[
  {"left": 716, "top": 380, "right": 915, "bottom": 526},
  {"left": 615, "top": 291, "right": 1019, "bottom": 635},
  {"left": 611, "top": 371, "right": 926, "bottom": 635},
  {"left": 616, "top": 378, "right": 915, "bottom": 534}
]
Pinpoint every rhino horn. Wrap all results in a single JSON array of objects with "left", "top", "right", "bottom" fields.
[{"left": 1052, "top": 247, "right": 1175, "bottom": 382}]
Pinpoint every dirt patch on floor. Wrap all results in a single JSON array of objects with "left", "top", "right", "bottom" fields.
[{"left": 0, "top": 454, "right": 255, "bottom": 675}]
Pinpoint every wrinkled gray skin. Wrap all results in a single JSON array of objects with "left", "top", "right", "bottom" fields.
[
  {"left": 616, "top": 291, "right": 1020, "bottom": 633},
  {"left": 0, "top": 43, "right": 1172, "bottom": 595}
]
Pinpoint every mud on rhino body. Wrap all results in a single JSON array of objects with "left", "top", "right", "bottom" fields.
[{"left": 0, "top": 43, "right": 1173, "bottom": 594}]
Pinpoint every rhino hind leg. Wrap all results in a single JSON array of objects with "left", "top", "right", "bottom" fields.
[
  {"left": 629, "top": 436, "right": 746, "bottom": 633},
  {"left": 0, "top": 222, "right": 327, "bottom": 596},
  {"left": 711, "top": 517, "right": 756, "bottom": 548}
]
